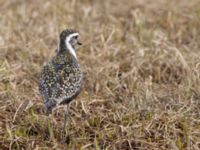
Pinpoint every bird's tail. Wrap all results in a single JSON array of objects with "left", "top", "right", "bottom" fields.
[{"left": 44, "top": 100, "right": 56, "bottom": 116}]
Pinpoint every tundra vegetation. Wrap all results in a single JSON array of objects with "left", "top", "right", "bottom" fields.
[{"left": 0, "top": 0, "right": 200, "bottom": 149}]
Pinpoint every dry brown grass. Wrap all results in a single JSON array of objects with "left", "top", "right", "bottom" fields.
[{"left": 0, "top": 0, "right": 200, "bottom": 149}]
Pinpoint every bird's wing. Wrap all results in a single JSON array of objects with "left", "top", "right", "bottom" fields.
[
  {"left": 39, "top": 59, "right": 83, "bottom": 106},
  {"left": 39, "top": 63, "right": 58, "bottom": 104}
]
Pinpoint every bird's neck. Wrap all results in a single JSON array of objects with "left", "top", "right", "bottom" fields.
[{"left": 58, "top": 40, "right": 77, "bottom": 59}]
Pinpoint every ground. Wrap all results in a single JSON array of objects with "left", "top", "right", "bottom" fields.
[{"left": 0, "top": 0, "right": 200, "bottom": 149}]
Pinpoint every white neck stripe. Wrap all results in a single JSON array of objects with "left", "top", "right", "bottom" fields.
[{"left": 65, "top": 33, "right": 79, "bottom": 59}]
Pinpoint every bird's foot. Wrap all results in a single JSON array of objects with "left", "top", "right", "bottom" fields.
[{"left": 60, "top": 134, "right": 70, "bottom": 144}]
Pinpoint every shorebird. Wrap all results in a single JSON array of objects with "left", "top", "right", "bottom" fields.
[{"left": 38, "top": 29, "right": 83, "bottom": 138}]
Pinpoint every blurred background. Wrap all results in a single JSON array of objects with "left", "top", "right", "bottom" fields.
[{"left": 0, "top": 0, "right": 200, "bottom": 149}]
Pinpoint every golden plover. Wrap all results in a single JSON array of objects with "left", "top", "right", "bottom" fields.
[{"left": 39, "top": 29, "right": 83, "bottom": 135}]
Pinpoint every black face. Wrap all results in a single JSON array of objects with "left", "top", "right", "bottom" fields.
[{"left": 69, "top": 34, "right": 80, "bottom": 47}]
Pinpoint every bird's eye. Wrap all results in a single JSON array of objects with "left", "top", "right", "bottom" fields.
[{"left": 74, "top": 36, "right": 78, "bottom": 39}]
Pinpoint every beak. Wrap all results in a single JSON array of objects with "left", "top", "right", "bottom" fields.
[{"left": 77, "top": 41, "right": 82, "bottom": 45}]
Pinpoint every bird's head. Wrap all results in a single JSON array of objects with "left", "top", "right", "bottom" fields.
[{"left": 58, "top": 29, "right": 82, "bottom": 58}]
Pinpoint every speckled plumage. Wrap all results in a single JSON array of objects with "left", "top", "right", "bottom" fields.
[{"left": 39, "top": 29, "right": 83, "bottom": 115}]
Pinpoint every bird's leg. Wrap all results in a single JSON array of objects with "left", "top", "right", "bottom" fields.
[
  {"left": 61, "top": 105, "right": 70, "bottom": 143},
  {"left": 62, "top": 105, "right": 69, "bottom": 134},
  {"left": 45, "top": 114, "right": 55, "bottom": 141}
]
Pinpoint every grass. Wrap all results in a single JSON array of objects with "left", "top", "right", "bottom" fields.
[{"left": 0, "top": 0, "right": 200, "bottom": 149}]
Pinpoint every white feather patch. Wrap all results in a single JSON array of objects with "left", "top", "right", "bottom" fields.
[{"left": 65, "top": 33, "right": 79, "bottom": 59}]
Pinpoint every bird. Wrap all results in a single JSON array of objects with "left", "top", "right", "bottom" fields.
[{"left": 38, "top": 29, "right": 84, "bottom": 137}]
